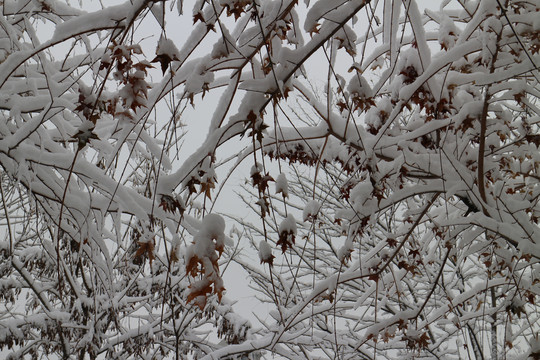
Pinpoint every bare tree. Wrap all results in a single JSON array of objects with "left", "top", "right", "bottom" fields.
[{"left": 0, "top": 0, "right": 539, "bottom": 359}]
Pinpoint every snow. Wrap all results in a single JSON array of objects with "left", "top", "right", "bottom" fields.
[
  {"left": 211, "top": 26, "right": 234, "bottom": 59},
  {"left": 406, "top": 0, "right": 431, "bottom": 70},
  {"left": 436, "top": 12, "right": 459, "bottom": 50},
  {"left": 347, "top": 73, "right": 372, "bottom": 99},
  {"left": 383, "top": 0, "right": 401, "bottom": 67},
  {"left": 304, "top": 0, "right": 349, "bottom": 33},
  {"left": 190, "top": 213, "right": 226, "bottom": 259},
  {"left": 258, "top": 240, "right": 273, "bottom": 262},
  {"left": 279, "top": 214, "right": 297, "bottom": 235},
  {"left": 184, "top": 61, "right": 214, "bottom": 96},
  {"left": 156, "top": 36, "right": 179, "bottom": 59},
  {"left": 531, "top": 335, "right": 540, "bottom": 356},
  {"left": 534, "top": 16, "right": 540, "bottom": 31},
  {"left": 303, "top": 200, "right": 321, "bottom": 222},
  {"left": 51, "top": 1, "right": 146, "bottom": 44},
  {"left": 201, "top": 213, "right": 226, "bottom": 239},
  {"left": 275, "top": 173, "right": 289, "bottom": 198},
  {"left": 250, "top": 162, "right": 262, "bottom": 177}
]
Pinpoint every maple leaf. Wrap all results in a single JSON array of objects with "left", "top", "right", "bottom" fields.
[
  {"left": 525, "top": 134, "right": 540, "bottom": 147},
  {"left": 260, "top": 253, "right": 275, "bottom": 266},
  {"left": 386, "top": 238, "right": 397, "bottom": 248},
  {"left": 323, "top": 292, "right": 334, "bottom": 303},
  {"left": 128, "top": 97, "right": 146, "bottom": 112},
  {"left": 187, "top": 92, "right": 195, "bottom": 106},
  {"left": 185, "top": 177, "right": 200, "bottom": 195},
  {"left": 169, "top": 248, "right": 179, "bottom": 263},
  {"left": 382, "top": 330, "right": 394, "bottom": 343},
  {"left": 404, "top": 331, "right": 430, "bottom": 350},
  {"left": 506, "top": 298, "right": 527, "bottom": 318},
  {"left": 248, "top": 121, "right": 269, "bottom": 143},
  {"left": 73, "top": 122, "right": 99, "bottom": 149},
  {"left": 397, "top": 260, "right": 410, "bottom": 272},
  {"left": 159, "top": 194, "right": 184, "bottom": 214},
  {"left": 132, "top": 61, "right": 154, "bottom": 75},
  {"left": 397, "top": 319, "right": 408, "bottom": 330},
  {"left": 200, "top": 179, "right": 215, "bottom": 200},
  {"left": 252, "top": 172, "right": 274, "bottom": 193},
  {"left": 151, "top": 54, "right": 174, "bottom": 75},
  {"left": 201, "top": 82, "right": 210, "bottom": 99},
  {"left": 459, "top": 115, "right": 475, "bottom": 132},
  {"left": 339, "top": 248, "right": 353, "bottom": 265},
  {"left": 240, "top": 110, "right": 259, "bottom": 138},
  {"left": 214, "top": 280, "right": 225, "bottom": 301},
  {"left": 277, "top": 231, "right": 295, "bottom": 253},
  {"left": 224, "top": 0, "right": 250, "bottom": 20},
  {"left": 134, "top": 240, "right": 155, "bottom": 266},
  {"left": 193, "top": 12, "right": 204, "bottom": 24},
  {"left": 409, "top": 248, "right": 420, "bottom": 258},
  {"left": 308, "top": 23, "right": 320, "bottom": 37},
  {"left": 185, "top": 254, "right": 200, "bottom": 277},
  {"left": 400, "top": 65, "right": 419, "bottom": 85},
  {"left": 255, "top": 196, "right": 270, "bottom": 218},
  {"left": 115, "top": 110, "right": 134, "bottom": 121},
  {"left": 186, "top": 280, "right": 212, "bottom": 310},
  {"left": 418, "top": 332, "right": 430, "bottom": 349},
  {"left": 456, "top": 195, "right": 479, "bottom": 215},
  {"left": 246, "top": 109, "right": 257, "bottom": 123},
  {"left": 336, "top": 100, "right": 348, "bottom": 113}
]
